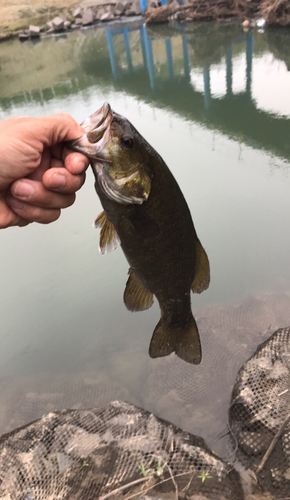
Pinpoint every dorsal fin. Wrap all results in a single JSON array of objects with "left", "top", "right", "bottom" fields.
[
  {"left": 191, "top": 239, "right": 210, "bottom": 294},
  {"left": 94, "top": 211, "right": 120, "bottom": 255},
  {"left": 124, "top": 268, "right": 154, "bottom": 311}
]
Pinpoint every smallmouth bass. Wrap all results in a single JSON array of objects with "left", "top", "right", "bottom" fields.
[{"left": 68, "top": 103, "right": 210, "bottom": 364}]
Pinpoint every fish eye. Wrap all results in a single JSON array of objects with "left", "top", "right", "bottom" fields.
[{"left": 121, "top": 136, "right": 134, "bottom": 148}]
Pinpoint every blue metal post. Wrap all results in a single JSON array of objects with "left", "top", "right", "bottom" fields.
[
  {"left": 140, "top": 0, "right": 147, "bottom": 11},
  {"left": 106, "top": 29, "right": 118, "bottom": 80},
  {"left": 246, "top": 33, "right": 254, "bottom": 95},
  {"left": 182, "top": 35, "right": 190, "bottom": 82},
  {"left": 226, "top": 45, "right": 233, "bottom": 96},
  {"left": 139, "top": 26, "right": 147, "bottom": 67},
  {"left": 165, "top": 38, "right": 174, "bottom": 79},
  {"left": 123, "top": 27, "right": 133, "bottom": 72},
  {"left": 203, "top": 67, "right": 211, "bottom": 110},
  {"left": 140, "top": 25, "right": 156, "bottom": 90}
]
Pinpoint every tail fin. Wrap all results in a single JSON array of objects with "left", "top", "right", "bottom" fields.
[{"left": 149, "top": 315, "right": 202, "bottom": 364}]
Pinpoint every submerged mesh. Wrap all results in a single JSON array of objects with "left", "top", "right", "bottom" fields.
[
  {"left": 0, "top": 401, "right": 243, "bottom": 500},
  {"left": 229, "top": 326, "right": 290, "bottom": 497}
]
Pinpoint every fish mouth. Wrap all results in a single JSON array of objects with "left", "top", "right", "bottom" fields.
[{"left": 66, "top": 102, "right": 113, "bottom": 168}]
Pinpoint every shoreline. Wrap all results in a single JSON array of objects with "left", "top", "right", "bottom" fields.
[{"left": 1, "top": 0, "right": 290, "bottom": 43}]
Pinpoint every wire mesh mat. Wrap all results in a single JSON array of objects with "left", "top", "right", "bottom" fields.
[
  {"left": 230, "top": 326, "right": 290, "bottom": 498},
  {"left": 0, "top": 400, "right": 243, "bottom": 500}
]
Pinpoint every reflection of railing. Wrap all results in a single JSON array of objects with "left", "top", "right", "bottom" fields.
[
  {"left": 204, "top": 33, "right": 254, "bottom": 109},
  {"left": 106, "top": 25, "right": 254, "bottom": 109},
  {"left": 106, "top": 25, "right": 191, "bottom": 90}
]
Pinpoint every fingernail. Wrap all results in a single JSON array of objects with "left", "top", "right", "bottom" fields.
[
  {"left": 48, "top": 173, "right": 66, "bottom": 190},
  {"left": 6, "top": 197, "right": 25, "bottom": 209},
  {"left": 13, "top": 180, "right": 35, "bottom": 198}
]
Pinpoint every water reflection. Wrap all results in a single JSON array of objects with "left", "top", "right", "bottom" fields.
[{"left": 1, "top": 22, "right": 290, "bottom": 162}]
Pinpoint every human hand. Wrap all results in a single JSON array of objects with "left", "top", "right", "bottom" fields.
[{"left": 0, "top": 114, "right": 89, "bottom": 229}]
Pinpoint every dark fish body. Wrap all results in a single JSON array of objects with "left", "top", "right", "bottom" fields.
[
  {"left": 68, "top": 103, "right": 210, "bottom": 364},
  {"left": 96, "top": 146, "right": 196, "bottom": 321}
]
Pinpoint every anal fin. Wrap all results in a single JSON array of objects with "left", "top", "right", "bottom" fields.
[
  {"left": 124, "top": 268, "right": 154, "bottom": 312},
  {"left": 94, "top": 211, "right": 120, "bottom": 255},
  {"left": 191, "top": 238, "right": 210, "bottom": 294}
]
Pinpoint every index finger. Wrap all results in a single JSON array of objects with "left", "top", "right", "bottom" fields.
[
  {"left": 37, "top": 113, "right": 86, "bottom": 147},
  {"left": 63, "top": 149, "right": 90, "bottom": 175}
]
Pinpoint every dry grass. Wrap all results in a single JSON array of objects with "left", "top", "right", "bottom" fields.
[{"left": 0, "top": 0, "right": 80, "bottom": 38}]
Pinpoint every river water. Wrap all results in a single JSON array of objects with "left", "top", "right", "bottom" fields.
[{"left": 1, "top": 20, "right": 290, "bottom": 457}]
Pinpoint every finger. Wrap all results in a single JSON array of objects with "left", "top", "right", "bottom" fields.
[
  {"left": 28, "top": 148, "right": 51, "bottom": 182},
  {"left": 42, "top": 168, "right": 86, "bottom": 193},
  {"left": 63, "top": 150, "right": 90, "bottom": 175},
  {"left": 0, "top": 198, "right": 30, "bottom": 229},
  {"left": 9, "top": 179, "right": 76, "bottom": 208},
  {"left": 37, "top": 113, "right": 86, "bottom": 147},
  {"left": 6, "top": 197, "right": 61, "bottom": 224}
]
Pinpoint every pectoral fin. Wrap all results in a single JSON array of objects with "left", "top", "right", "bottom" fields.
[
  {"left": 94, "top": 211, "right": 120, "bottom": 255},
  {"left": 191, "top": 239, "right": 210, "bottom": 294},
  {"left": 124, "top": 268, "right": 154, "bottom": 311}
]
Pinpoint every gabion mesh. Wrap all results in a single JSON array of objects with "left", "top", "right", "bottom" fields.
[
  {"left": 0, "top": 401, "right": 243, "bottom": 500},
  {"left": 229, "top": 326, "right": 290, "bottom": 497}
]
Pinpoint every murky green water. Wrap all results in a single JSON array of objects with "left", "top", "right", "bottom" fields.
[{"left": 1, "top": 21, "right": 290, "bottom": 455}]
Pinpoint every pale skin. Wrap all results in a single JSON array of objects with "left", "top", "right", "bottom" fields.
[{"left": 0, "top": 113, "right": 89, "bottom": 229}]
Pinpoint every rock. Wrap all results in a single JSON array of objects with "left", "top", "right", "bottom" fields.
[
  {"left": 132, "top": 0, "right": 142, "bottom": 14},
  {"left": 114, "top": 1, "right": 126, "bottom": 15},
  {"left": 123, "top": 1, "right": 133, "bottom": 10},
  {"left": 29, "top": 25, "right": 40, "bottom": 37},
  {"left": 98, "top": 5, "right": 115, "bottom": 19},
  {"left": 95, "top": 7, "right": 106, "bottom": 20},
  {"left": 52, "top": 16, "right": 64, "bottom": 31},
  {"left": 73, "top": 7, "right": 83, "bottom": 18},
  {"left": 64, "top": 20, "right": 72, "bottom": 30},
  {"left": 82, "top": 0, "right": 116, "bottom": 7},
  {"left": 100, "top": 11, "right": 114, "bottom": 21},
  {"left": 75, "top": 17, "right": 83, "bottom": 25},
  {"left": 126, "top": 1, "right": 142, "bottom": 16},
  {"left": 46, "top": 27, "right": 55, "bottom": 34},
  {"left": 46, "top": 20, "right": 53, "bottom": 30},
  {"left": 82, "top": 7, "right": 95, "bottom": 24},
  {"left": 19, "top": 31, "right": 29, "bottom": 41}
]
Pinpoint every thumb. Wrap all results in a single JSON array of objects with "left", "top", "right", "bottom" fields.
[{"left": 36, "top": 113, "right": 85, "bottom": 147}]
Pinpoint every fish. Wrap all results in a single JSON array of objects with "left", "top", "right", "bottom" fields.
[{"left": 67, "top": 102, "right": 210, "bottom": 364}]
